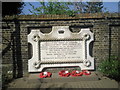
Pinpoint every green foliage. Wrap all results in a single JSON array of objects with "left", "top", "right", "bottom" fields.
[
  {"left": 71, "top": 2, "right": 85, "bottom": 13},
  {"left": 83, "top": 2, "right": 104, "bottom": 13},
  {"left": 29, "top": 1, "right": 105, "bottom": 15},
  {"left": 2, "top": 65, "right": 13, "bottom": 88},
  {"left": 2, "top": 73, "right": 13, "bottom": 89},
  {"left": 2, "top": 73, "right": 13, "bottom": 85},
  {"left": 29, "top": 2, "right": 77, "bottom": 16},
  {"left": 73, "top": 2, "right": 104, "bottom": 13},
  {"left": 98, "top": 56, "right": 120, "bottom": 81}
]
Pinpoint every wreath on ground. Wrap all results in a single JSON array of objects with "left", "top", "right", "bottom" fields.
[
  {"left": 82, "top": 70, "right": 91, "bottom": 75},
  {"left": 39, "top": 72, "right": 52, "bottom": 78},
  {"left": 59, "top": 70, "right": 71, "bottom": 77},
  {"left": 39, "top": 70, "right": 91, "bottom": 78},
  {"left": 71, "top": 70, "right": 83, "bottom": 76}
]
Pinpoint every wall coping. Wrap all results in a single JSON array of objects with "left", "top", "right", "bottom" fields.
[{"left": 3, "top": 13, "right": 120, "bottom": 20}]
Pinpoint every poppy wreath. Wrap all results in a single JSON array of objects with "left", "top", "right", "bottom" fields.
[
  {"left": 59, "top": 70, "right": 70, "bottom": 77},
  {"left": 39, "top": 72, "right": 52, "bottom": 78},
  {"left": 71, "top": 70, "right": 83, "bottom": 77},
  {"left": 82, "top": 70, "right": 91, "bottom": 75}
]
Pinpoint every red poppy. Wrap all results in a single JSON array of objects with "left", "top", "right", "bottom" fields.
[
  {"left": 59, "top": 70, "right": 70, "bottom": 77},
  {"left": 82, "top": 70, "right": 91, "bottom": 75},
  {"left": 71, "top": 70, "right": 83, "bottom": 76},
  {"left": 39, "top": 72, "right": 52, "bottom": 78}
]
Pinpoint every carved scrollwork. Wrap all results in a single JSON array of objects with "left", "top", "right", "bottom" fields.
[
  {"left": 83, "top": 60, "right": 91, "bottom": 67},
  {"left": 33, "top": 61, "right": 41, "bottom": 69},
  {"left": 83, "top": 33, "right": 90, "bottom": 40},
  {"left": 32, "top": 34, "right": 40, "bottom": 42}
]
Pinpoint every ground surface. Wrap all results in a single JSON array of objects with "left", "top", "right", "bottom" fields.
[{"left": 5, "top": 72, "right": 119, "bottom": 89}]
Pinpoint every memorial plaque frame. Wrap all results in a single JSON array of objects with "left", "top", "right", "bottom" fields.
[{"left": 28, "top": 26, "right": 94, "bottom": 72}]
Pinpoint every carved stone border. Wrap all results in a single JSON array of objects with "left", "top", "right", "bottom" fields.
[{"left": 28, "top": 26, "right": 94, "bottom": 72}]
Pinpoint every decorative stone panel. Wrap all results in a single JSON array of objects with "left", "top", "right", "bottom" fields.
[{"left": 28, "top": 26, "right": 94, "bottom": 72}]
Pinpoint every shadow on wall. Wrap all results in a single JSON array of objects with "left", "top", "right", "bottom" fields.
[
  {"left": 11, "top": 18, "right": 23, "bottom": 78},
  {"left": 2, "top": 18, "right": 23, "bottom": 78}
]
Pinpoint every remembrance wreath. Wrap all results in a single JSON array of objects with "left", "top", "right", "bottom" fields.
[
  {"left": 59, "top": 70, "right": 70, "bottom": 77},
  {"left": 71, "top": 70, "right": 83, "bottom": 76},
  {"left": 82, "top": 70, "right": 91, "bottom": 75},
  {"left": 39, "top": 72, "right": 52, "bottom": 78}
]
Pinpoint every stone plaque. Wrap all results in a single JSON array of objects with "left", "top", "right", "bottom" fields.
[
  {"left": 40, "top": 41, "right": 83, "bottom": 61},
  {"left": 28, "top": 26, "right": 94, "bottom": 72}
]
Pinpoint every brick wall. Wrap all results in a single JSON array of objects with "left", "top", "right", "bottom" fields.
[{"left": 2, "top": 13, "right": 120, "bottom": 77}]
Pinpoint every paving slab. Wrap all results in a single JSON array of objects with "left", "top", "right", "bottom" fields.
[{"left": 6, "top": 72, "right": 119, "bottom": 89}]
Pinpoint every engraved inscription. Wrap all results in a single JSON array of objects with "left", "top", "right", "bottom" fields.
[{"left": 40, "top": 41, "right": 83, "bottom": 61}]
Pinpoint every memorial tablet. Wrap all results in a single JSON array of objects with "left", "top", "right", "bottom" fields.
[
  {"left": 41, "top": 41, "right": 83, "bottom": 61},
  {"left": 28, "top": 26, "right": 94, "bottom": 72}
]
